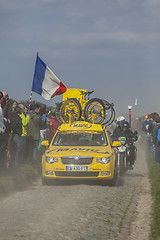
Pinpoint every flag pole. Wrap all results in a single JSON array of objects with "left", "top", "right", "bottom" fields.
[
  {"left": 27, "top": 52, "right": 38, "bottom": 115},
  {"left": 27, "top": 90, "right": 33, "bottom": 115}
]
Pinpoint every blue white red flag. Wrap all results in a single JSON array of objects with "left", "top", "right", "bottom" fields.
[{"left": 32, "top": 53, "right": 67, "bottom": 100}]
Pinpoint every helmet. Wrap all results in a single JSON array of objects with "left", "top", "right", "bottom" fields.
[{"left": 116, "top": 116, "right": 125, "bottom": 123}]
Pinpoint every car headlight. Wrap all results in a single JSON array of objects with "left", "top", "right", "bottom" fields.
[
  {"left": 45, "top": 156, "right": 58, "bottom": 163},
  {"left": 96, "top": 157, "right": 111, "bottom": 164}
]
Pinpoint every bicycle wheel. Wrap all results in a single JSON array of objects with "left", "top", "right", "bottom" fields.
[
  {"left": 102, "top": 100, "right": 115, "bottom": 126},
  {"left": 84, "top": 98, "right": 106, "bottom": 124},
  {"left": 60, "top": 98, "right": 82, "bottom": 124}
]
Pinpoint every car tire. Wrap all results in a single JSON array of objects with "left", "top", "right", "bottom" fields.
[
  {"left": 42, "top": 177, "right": 49, "bottom": 185},
  {"left": 108, "top": 168, "right": 117, "bottom": 186}
]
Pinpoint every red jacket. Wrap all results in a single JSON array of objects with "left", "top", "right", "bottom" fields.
[{"left": 48, "top": 117, "right": 59, "bottom": 140}]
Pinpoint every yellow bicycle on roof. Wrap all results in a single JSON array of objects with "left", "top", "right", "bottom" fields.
[{"left": 55, "top": 89, "right": 115, "bottom": 125}]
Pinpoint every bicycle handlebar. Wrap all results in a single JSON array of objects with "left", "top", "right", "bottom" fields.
[{"left": 84, "top": 90, "right": 94, "bottom": 96}]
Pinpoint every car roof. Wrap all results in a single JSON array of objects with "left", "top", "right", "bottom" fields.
[{"left": 59, "top": 121, "right": 104, "bottom": 132}]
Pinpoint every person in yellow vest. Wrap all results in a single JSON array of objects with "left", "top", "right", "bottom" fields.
[{"left": 19, "top": 104, "right": 30, "bottom": 161}]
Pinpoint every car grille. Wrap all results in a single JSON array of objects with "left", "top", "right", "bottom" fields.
[
  {"left": 61, "top": 156, "right": 93, "bottom": 165},
  {"left": 55, "top": 171, "right": 99, "bottom": 177}
]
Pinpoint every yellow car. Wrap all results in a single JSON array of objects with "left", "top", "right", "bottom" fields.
[{"left": 41, "top": 121, "right": 120, "bottom": 185}]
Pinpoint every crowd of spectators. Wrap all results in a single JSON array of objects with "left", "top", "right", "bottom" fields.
[
  {"left": 0, "top": 91, "right": 60, "bottom": 170},
  {"left": 1, "top": 90, "right": 160, "bottom": 171},
  {"left": 141, "top": 112, "right": 160, "bottom": 163}
]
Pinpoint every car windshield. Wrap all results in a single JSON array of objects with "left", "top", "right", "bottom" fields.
[{"left": 52, "top": 132, "right": 108, "bottom": 146}]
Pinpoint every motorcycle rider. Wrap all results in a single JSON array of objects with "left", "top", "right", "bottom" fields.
[
  {"left": 111, "top": 116, "right": 126, "bottom": 141},
  {"left": 111, "top": 119, "right": 138, "bottom": 169},
  {"left": 121, "top": 121, "right": 138, "bottom": 141},
  {"left": 120, "top": 121, "right": 138, "bottom": 169}
]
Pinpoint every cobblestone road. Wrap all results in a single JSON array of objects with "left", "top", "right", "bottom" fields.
[{"left": 0, "top": 147, "right": 151, "bottom": 240}]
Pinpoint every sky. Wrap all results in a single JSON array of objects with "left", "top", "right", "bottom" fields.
[{"left": 1, "top": 0, "right": 160, "bottom": 117}]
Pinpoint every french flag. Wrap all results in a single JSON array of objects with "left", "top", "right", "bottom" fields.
[{"left": 32, "top": 53, "right": 67, "bottom": 100}]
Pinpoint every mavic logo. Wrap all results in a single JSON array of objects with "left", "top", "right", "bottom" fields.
[{"left": 70, "top": 123, "right": 92, "bottom": 128}]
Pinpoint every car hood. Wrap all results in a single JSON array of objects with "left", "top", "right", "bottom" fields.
[{"left": 45, "top": 146, "right": 111, "bottom": 157}]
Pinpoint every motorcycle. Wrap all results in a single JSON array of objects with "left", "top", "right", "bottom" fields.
[
  {"left": 125, "top": 132, "right": 138, "bottom": 169},
  {"left": 117, "top": 136, "right": 128, "bottom": 176}
]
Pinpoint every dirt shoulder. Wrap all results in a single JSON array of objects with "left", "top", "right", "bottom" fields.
[{"left": 127, "top": 149, "right": 153, "bottom": 240}]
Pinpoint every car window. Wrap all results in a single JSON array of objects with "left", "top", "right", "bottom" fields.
[
  {"left": 107, "top": 131, "right": 113, "bottom": 146},
  {"left": 52, "top": 132, "right": 108, "bottom": 146}
]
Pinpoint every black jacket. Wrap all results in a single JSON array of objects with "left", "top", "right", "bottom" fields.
[
  {"left": 111, "top": 126, "right": 137, "bottom": 142},
  {"left": 152, "top": 123, "right": 160, "bottom": 146},
  {"left": 10, "top": 112, "right": 22, "bottom": 136}
]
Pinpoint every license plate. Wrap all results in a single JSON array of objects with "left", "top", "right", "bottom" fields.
[{"left": 66, "top": 166, "right": 88, "bottom": 171}]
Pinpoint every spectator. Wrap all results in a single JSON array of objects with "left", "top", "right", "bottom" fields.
[
  {"left": 27, "top": 104, "right": 45, "bottom": 161},
  {"left": 148, "top": 113, "right": 159, "bottom": 161},
  {"left": 47, "top": 112, "right": 60, "bottom": 142},
  {"left": 40, "top": 104, "right": 47, "bottom": 124},
  {"left": 1, "top": 91, "right": 12, "bottom": 168},
  {"left": 19, "top": 103, "right": 30, "bottom": 161},
  {"left": 38, "top": 104, "right": 47, "bottom": 154},
  {"left": 2, "top": 91, "right": 12, "bottom": 122},
  {"left": 141, "top": 114, "right": 152, "bottom": 154},
  {"left": 12, "top": 101, "right": 18, "bottom": 112},
  {"left": 0, "top": 92, "right": 6, "bottom": 169},
  {"left": 24, "top": 105, "right": 28, "bottom": 116},
  {"left": 10, "top": 105, "right": 22, "bottom": 165},
  {"left": 152, "top": 116, "right": 160, "bottom": 163},
  {"left": 0, "top": 92, "right": 4, "bottom": 132}
]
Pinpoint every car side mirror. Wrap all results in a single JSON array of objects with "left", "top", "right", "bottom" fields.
[{"left": 41, "top": 140, "right": 49, "bottom": 147}]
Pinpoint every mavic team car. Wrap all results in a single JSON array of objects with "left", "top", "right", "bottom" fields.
[{"left": 41, "top": 121, "right": 121, "bottom": 185}]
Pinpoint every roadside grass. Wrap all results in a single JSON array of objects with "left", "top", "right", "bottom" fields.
[
  {"left": 0, "top": 161, "right": 41, "bottom": 197},
  {"left": 146, "top": 154, "right": 160, "bottom": 240}
]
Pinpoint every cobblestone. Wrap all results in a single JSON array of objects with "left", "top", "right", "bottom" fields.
[{"left": 0, "top": 147, "right": 151, "bottom": 240}]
